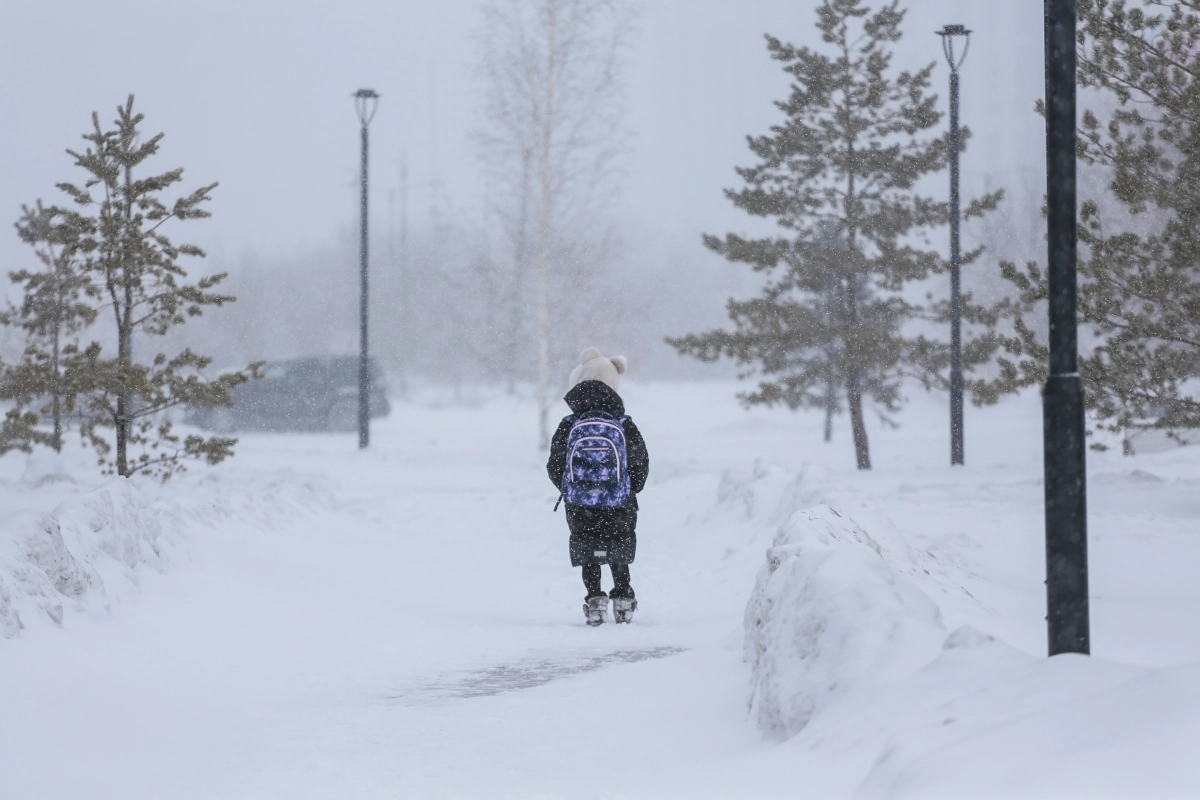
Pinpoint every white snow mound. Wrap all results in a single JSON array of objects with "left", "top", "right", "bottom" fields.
[
  {"left": 0, "top": 479, "right": 178, "bottom": 637},
  {"left": 744, "top": 504, "right": 946, "bottom": 738}
]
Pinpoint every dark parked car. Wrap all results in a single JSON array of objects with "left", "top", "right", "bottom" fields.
[{"left": 187, "top": 355, "right": 391, "bottom": 433}]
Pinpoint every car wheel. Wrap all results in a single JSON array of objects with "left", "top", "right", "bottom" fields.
[
  {"left": 326, "top": 400, "right": 357, "bottom": 433},
  {"left": 210, "top": 407, "right": 236, "bottom": 434}
]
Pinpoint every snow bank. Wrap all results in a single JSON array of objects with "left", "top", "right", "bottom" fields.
[
  {"left": 742, "top": 487, "right": 1200, "bottom": 795},
  {"left": 0, "top": 479, "right": 177, "bottom": 637},
  {"left": 0, "top": 472, "right": 339, "bottom": 638},
  {"left": 744, "top": 504, "right": 945, "bottom": 738}
]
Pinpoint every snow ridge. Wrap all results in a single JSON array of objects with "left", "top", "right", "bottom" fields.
[
  {"left": 0, "top": 479, "right": 176, "bottom": 637},
  {"left": 0, "top": 473, "right": 339, "bottom": 638},
  {"left": 744, "top": 504, "right": 945, "bottom": 738}
]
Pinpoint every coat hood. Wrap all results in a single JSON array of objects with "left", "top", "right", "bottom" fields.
[{"left": 564, "top": 379, "right": 625, "bottom": 417}]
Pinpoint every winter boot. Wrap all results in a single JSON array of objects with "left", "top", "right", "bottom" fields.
[
  {"left": 583, "top": 594, "right": 609, "bottom": 626},
  {"left": 612, "top": 596, "right": 637, "bottom": 624}
]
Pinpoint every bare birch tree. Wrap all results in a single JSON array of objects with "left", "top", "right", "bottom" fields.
[{"left": 475, "top": 0, "right": 633, "bottom": 447}]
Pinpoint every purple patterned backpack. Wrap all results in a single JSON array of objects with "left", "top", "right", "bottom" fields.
[{"left": 561, "top": 410, "right": 632, "bottom": 507}]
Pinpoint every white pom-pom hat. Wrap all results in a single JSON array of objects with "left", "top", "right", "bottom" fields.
[{"left": 568, "top": 347, "right": 627, "bottom": 393}]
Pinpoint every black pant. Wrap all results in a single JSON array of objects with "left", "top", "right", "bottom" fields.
[{"left": 582, "top": 563, "right": 633, "bottom": 599}]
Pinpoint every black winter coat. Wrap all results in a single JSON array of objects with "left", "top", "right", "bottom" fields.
[
  {"left": 546, "top": 380, "right": 649, "bottom": 506},
  {"left": 547, "top": 380, "right": 650, "bottom": 566}
]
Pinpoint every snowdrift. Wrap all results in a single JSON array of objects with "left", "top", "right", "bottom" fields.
[
  {"left": 744, "top": 504, "right": 945, "bottom": 738},
  {"left": 0, "top": 471, "right": 339, "bottom": 638},
  {"left": 741, "top": 487, "right": 1200, "bottom": 796},
  {"left": 0, "top": 479, "right": 178, "bottom": 637}
]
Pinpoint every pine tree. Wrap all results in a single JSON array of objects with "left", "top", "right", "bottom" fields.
[
  {"left": 987, "top": 1, "right": 1200, "bottom": 447},
  {"left": 0, "top": 201, "right": 97, "bottom": 453},
  {"left": 668, "top": 0, "right": 1001, "bottom": 469},
  {"left": 41, "top": 96, "right": 255, "bottom": 479}
]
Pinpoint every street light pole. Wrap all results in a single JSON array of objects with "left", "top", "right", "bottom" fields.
[
  {"left": 1043, "top": 0, "right": 1090, "bottom": 656},
  {"left": 354, "top": 89, "right": 379, "bottom": 450},
  {"left": 938, "top": 24, "right": 971, "bottom": 466}
]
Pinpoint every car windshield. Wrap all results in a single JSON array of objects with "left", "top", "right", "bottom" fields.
[{"left": 258, "top": 358, "right": 383, "bottom": 388}]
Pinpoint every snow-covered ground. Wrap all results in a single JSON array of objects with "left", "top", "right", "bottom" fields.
[{"left": 1, "top": 380, "right": 1198, "bottom": 799}]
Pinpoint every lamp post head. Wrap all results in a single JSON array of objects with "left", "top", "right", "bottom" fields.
[
  {"left": 936, "top": 24, "right": 972, "bottom": 72},
  {"left": 354, "top": 88, "right": 380, "bottom": 126}
]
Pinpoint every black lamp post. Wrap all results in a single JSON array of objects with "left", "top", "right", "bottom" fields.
[
  {"left": 354, "top": 88, "right": 379, "bottom": 450},
  {"left": 938, "top": 24, "right": 971, "bottom": 466},
  {"left": 1043, "top": 0, "right": 1090, "bottom": 656}
]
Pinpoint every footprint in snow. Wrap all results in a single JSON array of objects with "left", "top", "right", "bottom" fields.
[{"left": 392, "top": 647, "right": 686, "bottom": 704}]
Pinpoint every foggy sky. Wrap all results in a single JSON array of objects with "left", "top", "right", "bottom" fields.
[{"left": 1, "top": 0, "right": 1046, "bottom": 283}]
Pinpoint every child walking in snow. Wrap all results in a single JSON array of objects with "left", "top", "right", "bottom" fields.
[{"left": 547, "top": 348, "right": 650, "bottom": 626}]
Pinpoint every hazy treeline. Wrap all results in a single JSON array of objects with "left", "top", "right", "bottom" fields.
[
  {"left": 179, "top": 0, "right": 741, "bottom": 402},
  {"left": 180, "top": 215, "right": 740, "bottom": 392},
  {"left": 11, "top": 0, "right": 1196, "bottom": 472}
]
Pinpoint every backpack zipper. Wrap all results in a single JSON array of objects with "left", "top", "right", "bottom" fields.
[{"left": 567, "top": 437, "right": 622, "bottom": 481}]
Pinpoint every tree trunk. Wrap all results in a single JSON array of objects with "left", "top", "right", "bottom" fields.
[
  {"left": 535, "top": 159, "right": 551, "bottom": 447},
  {"left": 535, "top": 1, "right": 559, "bottom": 450},
  {"left": 535, "top": 226, "right": 550, "bottom": 449},
  {"left": 116, "top": 163, "right": 133, "bottom": 477},
  {"left": 843, "top": 275, "right": 870, "bottom": 469},
  {"left": 846, "top": 369, "right": 870, "bottom": 469},
  {"left": 115, "top": 305, "right": 131, "bottom": 477},
  {"left": 843, "top": 134, "right": 870, "bottom": 469},
  {"left": 50, "top": 278, "right": 63, "bottom": 453},
  {"left": 507, "top": 147, "right": 531, "bottom": 395},
  {"left": 51, "top": 322, "right": 62, "bottom": 454},
  {"left": 396, "top": 159, "right": 409, "bottom": 399},
  {"left": 842, "top": 245, "right": 869, "bottom": 468},
  {"left": 823, "top": 381, "right": 835, "bottom": 443}
]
